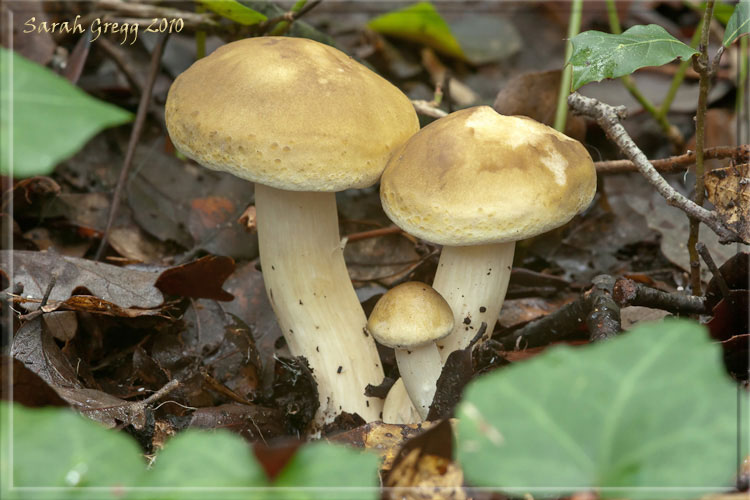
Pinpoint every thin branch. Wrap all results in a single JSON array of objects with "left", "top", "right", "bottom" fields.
[
  {"left": 94, "top": 0, "right": 218, "bottom": 29},
  {"left": 696, "top": 242, "right": 731, "bottom": 301},
  {"left": 594, "top": 145, "right": 749, "bottom": 174},
  {"left": 257, "top": 0, "right": 323, "bottom": 36},
  {"left": 412, "top": 99, "right": 447, "bottom": 118},
  {"left": 95, "top": 33, "right": 169, "bottom": 261},
  {"left": 568, "top": 92, "right": 744, "bottom": 244}
]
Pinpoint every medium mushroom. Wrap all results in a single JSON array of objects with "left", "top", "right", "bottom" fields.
[
  {"left": 165, "top": 37, "right": 419, "bottom": 425},
  {"left": 380, "top": 106, "right": 596, "bottom": 363},
  {"left": 366, "top": 282, "right": 454, "bottom": 420}
]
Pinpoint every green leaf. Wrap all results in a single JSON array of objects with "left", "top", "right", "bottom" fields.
[
  {"left": 568, "top": 25, "right": 699, "bottom": 90},
  {"left": 723, "top": 0, "right": 750, "bottom": 47},
  {"left": 456, "top": 319, "right": 740, "bottom": 499},
  {"left": 3, "top": 402, "right": 145, "bottom": 498},
  {"left": 199, "top": 0, "right": 266, "bottom": 26},
  {"left": 367, "top": 2, "right": 464, "bottom": 60},
  {"left": 274, "top": 442, "right": 380, "bottom": 500},
  {"left": 0, "top": 48, "right": 132, "bottom": 178},
  {"left": 710, "top": 1, "right": 738, "bottom": 25},
  {"left": 147, "top": 430, "right": 268, "bottom": 498}
]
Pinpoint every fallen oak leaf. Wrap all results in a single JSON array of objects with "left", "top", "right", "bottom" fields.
[{"left": 0, "top": 250, "right": 164, "bottom": 310}]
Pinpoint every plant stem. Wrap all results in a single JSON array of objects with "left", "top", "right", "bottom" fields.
[
  {"left": 737, "top": 36, "right": 748, "bottom": 144},
  {"left": 554, "top": 0, "right": 583, "bottom": 132},
  {"left": 195, "top": 3, "right": 206, "bottom": 59},
  {"left": 659, "top": 21, "right": 704, "bottom": 119},
  {"left": 606, "top": 0, "right": 683, "bottom": 147},
  {"left": 269, "top": 0, "right": 307, "bottom": 36},
  {"left": 687, "top": 0, "right": 716, "bottom": 295}
]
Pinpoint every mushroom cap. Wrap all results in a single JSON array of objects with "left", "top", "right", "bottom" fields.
[
  {"left": 380, "top": 106, "right": 597, "bottom": 246},
  {"left": 165, "top": 37, "right": 419, "bottom": 192},
  {"left": 366, "top": 282, "right": 454, "bottom": 349}
]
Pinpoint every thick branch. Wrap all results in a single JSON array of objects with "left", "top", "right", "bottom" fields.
[
  {"left": 568, "top": 92, "right": 744, "bottom": 244},
  {"left": 612, "top": 277, "right": 707, "bottom": 315}
]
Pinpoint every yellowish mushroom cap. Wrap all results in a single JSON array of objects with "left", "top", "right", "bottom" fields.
[
  {"left": 380, "top": 106, "right": 597, "bottom": 245},
  {"left": 166, "top": 37, "right": 419, "bottom": 192},
  {"left": 366, "top": 282, "right": 455, "bottom": 349}
]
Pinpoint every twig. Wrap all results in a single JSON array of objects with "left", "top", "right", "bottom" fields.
[
  {"left": 39, "top": 274, "right": 58, "bottom": 308},
  {"left": 95, "top": 33, "right": 169, "bottom": 261},
  {"left": 345, "top": 225, "right": 404, "bottom": 244},
  {"left": 95, "top": 0, "right": 218, "bottom": 29},
  {"left": 594, "top": 145, "right": 749, "bottom": 174},
  {"left": 568, "top": 92, "right": 743, "bottom": 244},
  {"left": 612, "top": 277, "right": 706, "bottom": 315},
  {"left": 140, "top": 378, "right": 180, "bottom": 407},
  {"left": 271, "top": 0, "right": 323, "bottom": 36},
  {"left": 411, "top": 100, "right": 447, "bottom": 118},
  {"left": 257, "top": 0, "right": 323, "bottom": 36},
  {"left": 95, "top": 37, "right": 143, "bottom": 95},
  {"left": 688, "top": 0, "right": 717, "bottom": 294},
  {"left": 696, "top": 242, "right": 732, "bottom": 301}
]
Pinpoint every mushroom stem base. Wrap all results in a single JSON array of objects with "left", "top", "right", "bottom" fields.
[
  {"left": 396, "top": 345, "right": 443, "bottom": 420},
  {"left": 255, "top": 184, "right": 384, "bottom": 425},
  {"left": 433, "top": 242, "right": 515, "bottom": 363}
]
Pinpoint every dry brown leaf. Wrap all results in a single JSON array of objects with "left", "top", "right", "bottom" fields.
[
  {"left": 705, "top": 163, "right": 750, "bottom": 242},
  {"left": 239, "top": 205, "right": 257, "bottom": 233},
  {"left": 384, "top": 420, "right": 465, "bottom": 500},
  {"left": 385, "top": 448, "right": 465, "bottom": 500},
  {"left": 1, "top": 250, "right": 164, "bottom": 311},
  {"left": 493, "top": 69, "right": 586, "bottom": 142},
  {"left": 327, "top": 420, "right": 438, "bottom": 471}
]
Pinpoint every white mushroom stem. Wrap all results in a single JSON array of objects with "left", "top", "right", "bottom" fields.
[
  {"left": 433, "top": 242, "right": 515, "bottom": 364},
  {"left": 382, "top": 378, "right": 421, "bottom": 424},
  {"left": 395, "top": 344, "right": 444, "bottom": 420},
  {"left": 255, "top": 184, "right": 384, "bottom": 426}
]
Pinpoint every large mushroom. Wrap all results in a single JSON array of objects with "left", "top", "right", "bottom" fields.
[
  {"left": 380, "top": 106, "right": 596, "bottom": 362},
  {"left": 166, "top": 37, "right": 419, "bottom": 425}
]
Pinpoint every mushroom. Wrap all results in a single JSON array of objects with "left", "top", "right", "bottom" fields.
[
  {"left": 382, "top": 378, "right": 420, "bottom": 424},
  {"left": 366, "top": 282, "right": 454, "bottom": 420},
  {"left": 380, "top": 106, "right": 596, "bottom": 362},
  {"left": 165, "top": 37, "right": 419, "bottom": 426}
]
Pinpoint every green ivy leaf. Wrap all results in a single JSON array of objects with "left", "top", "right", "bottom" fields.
[
  {"left": 710, "top": 1, "right": 738, "bottom": 25},
  {"left": 568, "top": 25, "right": 699, "bottom": 90},
  {"left": 273, "top": 442, "right": 380, "bottom": 500},
  {"left": 456, "top": 319, "right": 740, "bottom": 499},
  {"left": 0, "top": 48, "right": 132, "bottom": 178},
  {"left": 146, "top": 430, "right": 268, "bottom": 498},
  {"left": 198, "top": 0, "right": 267, "bottom": 25},
  {"left": 367, "top": 2, "right": 464, "bottom": 60},
  {"left": 3, "top": 402, "right": 145, "bottom": 498},
  {"left": 723, "top": 0, "right": 750, "bottom": 47}
]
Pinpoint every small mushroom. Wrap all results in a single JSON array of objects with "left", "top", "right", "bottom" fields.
[
  {"left": 366, "top": 282, "right": 454, "bottom": 420},
  {"left": 382, "top": 378, "right": 420, "bottom": 424},
  {"left": 165, "top": 37, "right": 419, "bottom": 426},
  {"left": 380, "top": 106, "right": 597, "bottom": 362}
]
